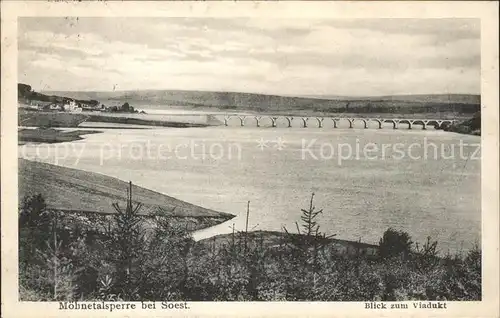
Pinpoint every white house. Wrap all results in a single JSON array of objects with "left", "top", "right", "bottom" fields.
[{"left": 63, "top": 99, "right": 82, "bottom": 112}]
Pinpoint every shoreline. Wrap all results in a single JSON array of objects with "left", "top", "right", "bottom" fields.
[
  {"left": 18, "top": 128, "right": 102, "bottom": 145},
  {"left": 87, "top": 113, "right": 211, "bottom": 128}
]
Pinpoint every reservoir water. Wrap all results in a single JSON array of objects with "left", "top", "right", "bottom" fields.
[{"left": 18, "top": 125, "right": 481, "bottom": 254}]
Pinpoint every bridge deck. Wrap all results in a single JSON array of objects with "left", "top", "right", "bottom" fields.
[{"left": 216, "top": 115, "right": 457, "bottom": 129}]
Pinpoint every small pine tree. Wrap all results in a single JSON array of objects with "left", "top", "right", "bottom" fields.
[
  {"left": 108, "top": 182, "right": 145, "bottom": 300},
  {"left": 283, "top": 193, "right": 335, "bottom": 272},
  {"left": 36, "top": 238, "right": 77, "bottom": 301},
  {"left": 413, "top": 236, "right": 440, "bottom": 273}
]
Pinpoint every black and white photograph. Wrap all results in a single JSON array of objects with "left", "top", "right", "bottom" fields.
[{"left": 2, "top": 2, "right": 499, "bottom": 315}]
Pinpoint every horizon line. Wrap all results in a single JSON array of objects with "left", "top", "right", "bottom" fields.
[{"left": 36, "top": 87, "right": 481, "bottom": 98}]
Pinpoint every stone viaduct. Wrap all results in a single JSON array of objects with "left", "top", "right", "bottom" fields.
[{"left": 220, "top": 115, "right": 456, "bottom": 130}]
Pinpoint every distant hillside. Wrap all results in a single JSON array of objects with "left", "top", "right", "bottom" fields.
[
  {"left": 301, "top": 94, "right": 481, "bottom": 104},
  {"left": 44, "top": 89, "right": 481, "bottom": 115},
  {"left": 45, "top": 89, "right": 345, "bottom": 109}
]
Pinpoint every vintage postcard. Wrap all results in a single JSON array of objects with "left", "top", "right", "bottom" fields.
[{"left": 1, "top": 1, "right": 499, "bottom": 317}]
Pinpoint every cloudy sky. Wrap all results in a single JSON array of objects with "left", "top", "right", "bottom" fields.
[{"left": 18, "top": 17, "right": 480, "bottom": 96}]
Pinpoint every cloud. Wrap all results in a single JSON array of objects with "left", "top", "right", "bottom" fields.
[
  {"left": 319, "top": 19, "right": 480, "bottom": 42},
  {"left": 18, "top": 17, "right": 480, "bottom": 96}
]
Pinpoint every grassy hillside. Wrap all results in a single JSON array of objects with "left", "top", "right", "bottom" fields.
[
  {"left": 18, "top": 159, "right": 234, "bottom": 222},
  {"left": 19, "top": 110, "right": 90, "bottom": 128},
  {"left": 44, "top": 89, "right": 480, "bottom": 115}
]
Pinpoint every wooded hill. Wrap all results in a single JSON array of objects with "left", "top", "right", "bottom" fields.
[{"left": 18, "top": 83, "right": 100, "bottom": 107}]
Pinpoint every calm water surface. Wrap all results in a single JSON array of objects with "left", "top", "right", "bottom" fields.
[{"left": 19, "top": 126, "right": 481, "bottom": 253}]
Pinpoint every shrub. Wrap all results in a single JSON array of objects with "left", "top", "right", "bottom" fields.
[
  {"left": 378, "top": 228, "right": 413, "bottom": 260},
  {"left": 440, "top": 245, "right": 481, "bottom": 300},
  {"left": 138, "top": 210, "right": 194, "bottom": 300},
  {"left": 19, "top": 194, "right": 52, "bottom": 266}
]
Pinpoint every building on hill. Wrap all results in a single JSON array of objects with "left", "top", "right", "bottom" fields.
[
  {"left": 20, "top": 100, "right": 53, "bottom": 110},
  {"left": 50, "top": 103, "right": 63, "bottom": 111},
  {"left": 18, "top": 100, "right": 58, "bottom": 111},
  {"left": 35, "top": 101, "right": 54, "bottom": 110},
  {"left": 80, "top": 102, "right": 101, "bottom": 111},
  {"left": 63, "top": 99, "right": 83, "bottom": 112}
]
